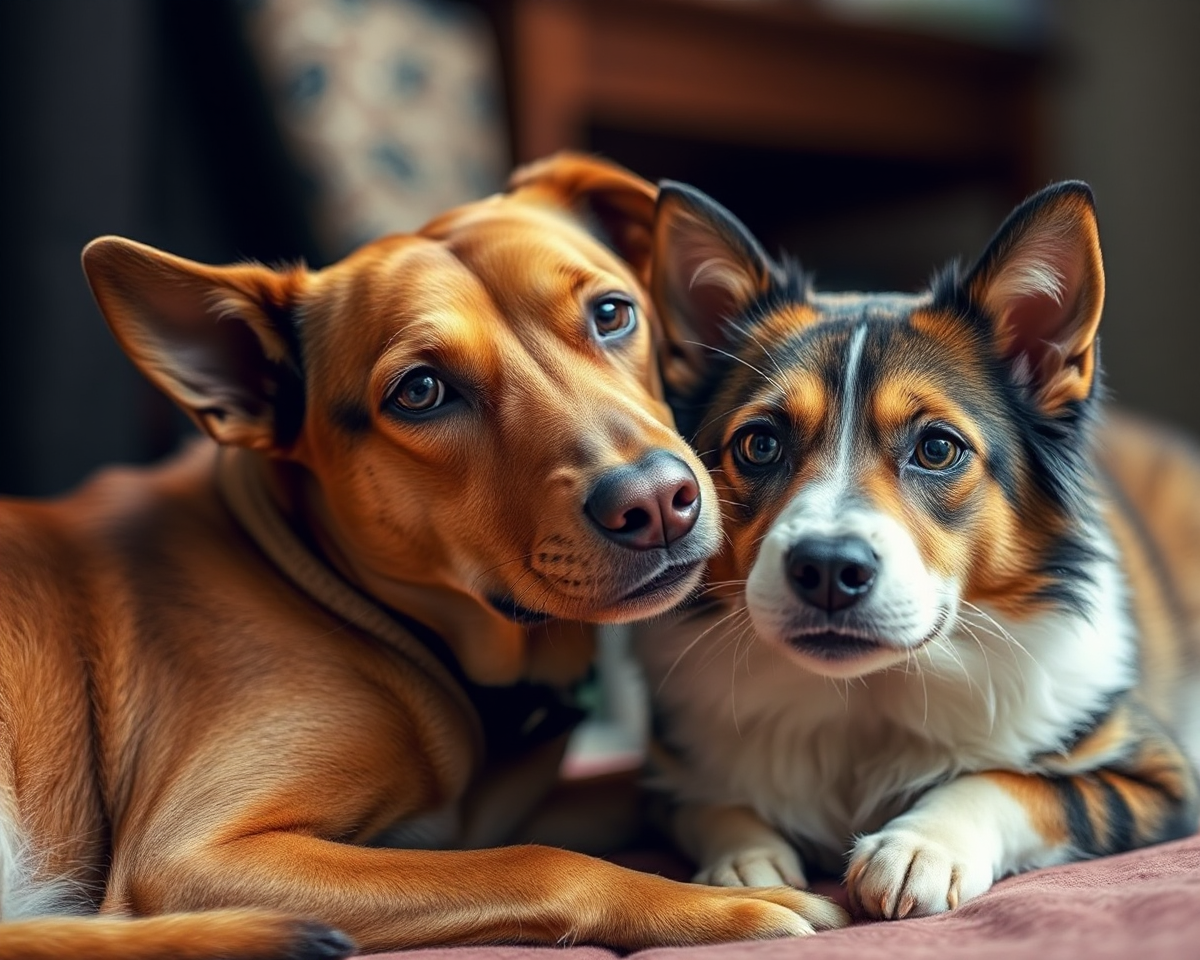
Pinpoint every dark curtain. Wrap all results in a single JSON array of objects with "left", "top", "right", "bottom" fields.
[{"left": 0, "top": 0, "right": 317, "bottom": 496}]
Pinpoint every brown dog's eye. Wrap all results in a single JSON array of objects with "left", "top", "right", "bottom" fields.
[
  {"left": 391, "top": 368, "right": 447, "bottom": 413},
  {"left": 734, "top": 428, "right": 782, "bottom": 468},
  {"left": 913, "top": 434, "right": 963, "bottom": 471},
  {"left": 592, "top": 295, "right": 638, "bottom": 339}
]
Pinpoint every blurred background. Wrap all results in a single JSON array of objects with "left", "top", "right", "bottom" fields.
[{"left": 0, "top": 0, "right": 1197, "bottom": 497}]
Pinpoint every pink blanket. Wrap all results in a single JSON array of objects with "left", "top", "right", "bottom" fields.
[{"left": 367, "top": 834, "right": 1200, "bottom": 959}]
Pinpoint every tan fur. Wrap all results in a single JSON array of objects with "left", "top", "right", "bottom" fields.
[
  {"left": 1100, "top": 412, "right": 1200, "bottom": 722},
  {"left": 0, "top": 154, "right": 845, "bottom": 957},
  {"left": 639, "top": 179, "right": 1200, "bottom": 922}
]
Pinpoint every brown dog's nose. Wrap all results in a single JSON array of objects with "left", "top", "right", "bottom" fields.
[{"left": 585, "top": 451, "right": 701, "bottom": 550}]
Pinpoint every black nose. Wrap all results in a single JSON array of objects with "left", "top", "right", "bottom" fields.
[
  {"left": 786, "top": 536, "right": 878, "bottom": 613},
  {"left": 585, "top": 451, "right": 701, "bottom": 550}
]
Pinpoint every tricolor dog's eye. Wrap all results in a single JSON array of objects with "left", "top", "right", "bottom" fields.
[
  {"left": 913, "top": 431, "right": 964, "bottom": 471},
  {"left": 734, "top": 427, "right": 783, "bottom": 468},
  {"left": 390, "top": 367, "right": 451, "bottom": 414},
  {"left": 591, "top": 294, "right": 638, "bottom": 339}
]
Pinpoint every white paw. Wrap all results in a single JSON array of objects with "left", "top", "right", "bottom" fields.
[
  {"left": 846, "top": 828, "right": 993, "bottom": 919},
  {"left": 694, "top": 844, "right": 807, "bottom": 888}
]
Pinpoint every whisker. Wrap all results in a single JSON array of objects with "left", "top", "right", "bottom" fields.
[
  {"left": 730, "top": 632, "right": 745, "bottom": 737},
  {"left": 468, "top": 552, "right": 535, "bottom": 593},
  {"left": 952, "top": 623, "right": 998, "bottom": 730},
  {"left": 728, "top": 317, "right": 788, "bottom": 383},
  {"left": 725, "top": 617, "right": 761, "bottom": 738},
  {"left": 958, "top": 602, "right": 1037, "bottom": 667},
  {"left": 656, "top": 604, "right": 750, "bottom": 692},
  {"left": 916, "top": 648, "right": 929, "bottom": 726},
  {"left": 680, "top": 339, "right": 787, "bottom": 395},
  {"left": 694, "top": 405, "right": 749, "bottom": 439},
  {"left": 694, "top": 610, "right": 753, "bottom": 674},
  {"left": 699, "top": 578, "right": 750, "bottom": 590},
  {"left": 822, "top": 672, "right": 850, "bottom": 709},
  {"left": 749, "top": 529, "right": 773, "bottom": 550},
  {"left": 500, "top": 565, "right": 543, "bottom": 610}
]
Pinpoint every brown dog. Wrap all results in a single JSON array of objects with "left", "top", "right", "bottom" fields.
[{"left": 0, "top": 155, "right": 845, "bottom": 959}]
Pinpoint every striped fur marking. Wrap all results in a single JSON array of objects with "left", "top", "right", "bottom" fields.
[{"left": 639, "top": 178, "right": 1200, "bottom": 921}]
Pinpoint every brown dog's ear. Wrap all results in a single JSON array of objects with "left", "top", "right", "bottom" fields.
[
  {"left": 507, "top": 152, "right": 657, "bottom": 283},
  {"left": 82, "top": 237, "right": 307, "bottom": 452},
  {"left": 964, "top": 181, "right": 1105, "bottom": 412},
  {"left": 652, "top": 181, "right": 777, "bottom": 397}
]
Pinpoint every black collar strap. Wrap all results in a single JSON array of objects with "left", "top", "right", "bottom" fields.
[
  {"left": 214, "top": 447, "right": 587, "bottom": 762},
  {"left": 214, "top": 446, "right": 486, "bottom": 759}
]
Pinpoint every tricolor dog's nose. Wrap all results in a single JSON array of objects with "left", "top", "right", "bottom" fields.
[
  {"left": 786, "top": 536, "right": 879, "bottom": 613},
  {"left": 586, "top": 451, "right": 701, "bottom": 550}
]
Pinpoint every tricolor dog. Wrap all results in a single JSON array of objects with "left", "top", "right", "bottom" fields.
[
  {"left": 0, "top": 155, "right": 845, "bottom": 959},
  {"left": 638, "top": 180, "right": 1200, "bottom": 918}
]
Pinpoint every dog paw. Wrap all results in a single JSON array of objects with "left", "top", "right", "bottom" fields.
[
  {"left": 846, "top": 828, "right": 993, "bottom": 919},
  {"left": 611, "top": 867, "right": 848, "bottom": 947},
  {"left": 714, "top": 886, "right": 848, "bottom": 939},
  {"left": 694, "top": 845, "right": 807, "bottom": 889},
  {"left": 291, "top": 921, "right": 357, "bottom": 959}
]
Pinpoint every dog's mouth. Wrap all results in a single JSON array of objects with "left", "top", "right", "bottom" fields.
[
  {"left": 487, "top": 558, "right": 706, "bottom": 625},
  {"left": 784, "top": 608, "right": 949, "bottom": 668},
  {"left": 787, "top": 630, "right": 893, "bottom": 661},
  {"left": 486, "top": 595, "right": 554, "bottom": 625},
  {"left": 620, "top": 559, "right": 704, "bottom": 604}
]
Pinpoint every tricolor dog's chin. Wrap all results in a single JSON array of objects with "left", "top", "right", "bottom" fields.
[
  {"left": 783, "top": 630, "right": 923, "bottom": 678},
  {"left": 636, "top": 175, "right": 1200, "bottom": 924},
  {"left": 744, "top": 510, "right": 953, "bottom": 678}
]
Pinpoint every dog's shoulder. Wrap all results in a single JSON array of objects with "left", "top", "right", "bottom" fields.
[{"left": 0, "top": 442, "right": 213, "bottom": 593}]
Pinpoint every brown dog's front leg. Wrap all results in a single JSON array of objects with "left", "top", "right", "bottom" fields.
[{"left": 124, "top": 834, "right": 846, "bottom": 950}]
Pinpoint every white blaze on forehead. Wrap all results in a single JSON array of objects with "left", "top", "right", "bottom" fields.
[
  {"left": 833, "top": 324, "right": 870, "bottom": 493},
  {"left": 743, "top": 319, "right": 950, "bottom": 658},
  {"left": 790, "top": 322, "right": 869, "bottom": 524}
]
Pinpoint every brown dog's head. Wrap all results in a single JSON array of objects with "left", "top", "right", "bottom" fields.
[{"left": 82, "top": 154, "right": 719, "bottom": 681}]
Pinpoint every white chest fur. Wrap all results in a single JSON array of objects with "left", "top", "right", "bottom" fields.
[{"left": 636, "top": 557, "right": 1135, "bottom": 873}]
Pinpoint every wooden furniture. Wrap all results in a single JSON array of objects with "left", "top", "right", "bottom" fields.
[{"left": 492, "top": 0, "right": 1047, "bottom": 198}]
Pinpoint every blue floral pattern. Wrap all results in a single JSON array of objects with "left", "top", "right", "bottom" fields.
[{"left": 240, "top": 0, "right": 509, "bottom": 260}]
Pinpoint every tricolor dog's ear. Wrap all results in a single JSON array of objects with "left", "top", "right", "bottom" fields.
[
  {"left": 964, "top": 181, "right": 1105, "bottom": 412},
  {"left": 507, "top": 152, "right": 657, "bottom": 283},
  {"left": 82, "top": 237, "right": 307, "bottom": 452},
  {"left": 652, "top": 181, "right": 777, "bottom": 398}
]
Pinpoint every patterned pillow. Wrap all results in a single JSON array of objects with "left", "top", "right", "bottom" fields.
[{"left": 239, "top": 0, "right": 509, "bottom": 259}]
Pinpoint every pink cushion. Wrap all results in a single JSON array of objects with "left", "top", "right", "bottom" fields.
[{"left": 364, "top": 833, "right": 1200, "bottom": 959}]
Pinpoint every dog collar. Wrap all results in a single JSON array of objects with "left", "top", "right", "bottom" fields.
[
  {"left": 214, "top": 446, "right": 487, "bottom": 760},
  {"left": 215, "top": 447, "right": 589, "bottom": 763}
]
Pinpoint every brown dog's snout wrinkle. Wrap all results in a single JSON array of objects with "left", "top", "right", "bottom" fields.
[{"left": 585, "top": 451, "right": 701, "bottom": 550}]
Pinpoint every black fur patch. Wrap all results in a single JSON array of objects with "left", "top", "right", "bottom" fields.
[
  {"left": 487, "top": 594, "right": 552, "bottom": 625},
  {"left": 929, "top": 273, "right": 1106, "bottom": 613},
  {"left": 1054, "top": 776, "right": 1098, "bottom": 853},
  {"left": 671, "top": 209, "right": 1107, "bottom": 622},
  {"left": 259, "top": 294, "right": 307, "bottom": 448},
  {"left": 330, "top": 399, "right": 372, "bottom": 435},
  {"left": 668, "top": 260, "right": 808, "bottom": 442},
  {"left": 1097, "top": 776, "right": 1135, "bottom": 853}
]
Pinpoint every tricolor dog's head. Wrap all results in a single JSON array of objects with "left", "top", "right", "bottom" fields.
[
  {"left": 652, "top": 180, "right": 1105, "bottom": 679},
  {"left": 81, "top": 155, "right": 720, "bottom": 681}
]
